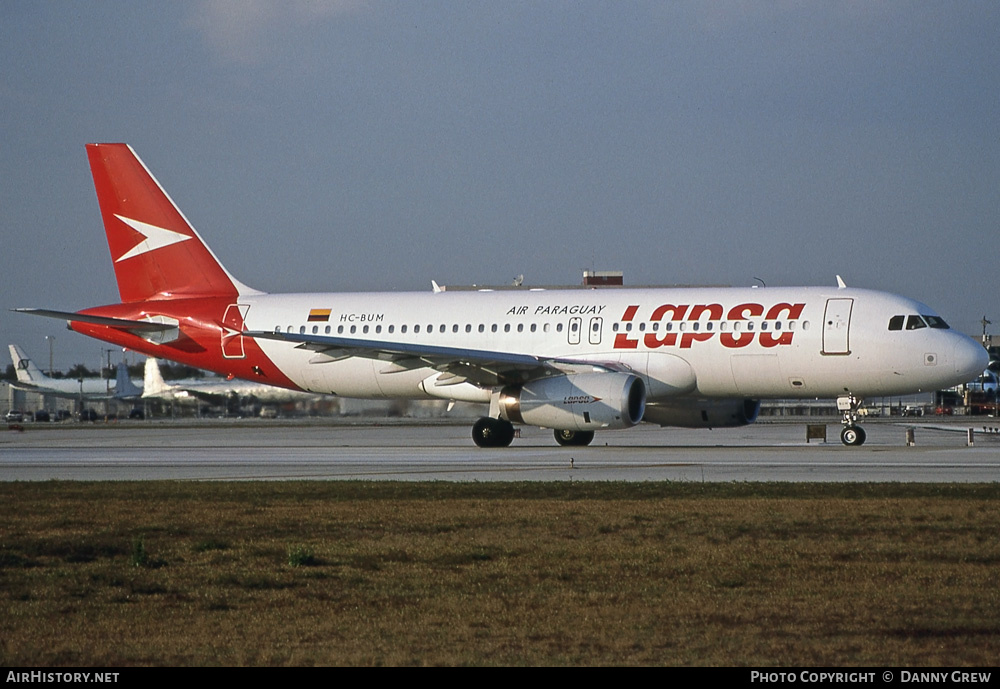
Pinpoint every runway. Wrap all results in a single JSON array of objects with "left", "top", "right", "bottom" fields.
[{"left": 2, "top": 418, "right": 998, "bottom": 482}]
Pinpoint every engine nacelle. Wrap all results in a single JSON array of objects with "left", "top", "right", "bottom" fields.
[
  {"left": 498, "top": 373, "right": 646, "bottom": 431},
  {"left": 642, "top": 399, "right": 760, "bottom": 428}
]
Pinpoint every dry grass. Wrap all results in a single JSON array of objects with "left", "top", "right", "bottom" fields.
[{"left": 1, "top": 482, "right": 998, "bottom": 666}]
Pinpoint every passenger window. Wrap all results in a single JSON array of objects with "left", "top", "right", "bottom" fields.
[
  {"left": 414, "top": 325, "right": 420, "bottom": 333},
  {"left": 401, "top": 325, "right": 407, "bottom": 333},
  {"left": 312, "top": 325, "right": 318, "bottom": 334},
  {"left": 275, "top": 326, "right": 282, "bottom": 333},
  {"left": 325, "top": 326, "right": 331, "bottom": 334},
  {"left": 338, "top": 325, "right": 344, "bottom": 334},
  {"left": 363, "top": 325, "right": 369, "bottom": 334},
  {"left": 299, "top": 326, "right": 305, "bottom": 334},
  {"left": 906, "top": 315, "right": 927, "bottom": 330},
  {"left": 517, "top": 324, "right": 524, "bottom": 333},
  {"left": 478, "top": 324, "right": 484, "bottom": 333},
  {"left": 389, "top": 325, "right": 395, "bottom": 334},
  {"left": 504, "top": 324, "right": 511, "bottom": 333}
]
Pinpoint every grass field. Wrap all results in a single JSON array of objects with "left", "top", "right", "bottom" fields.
[{"left": 2, "top": 482, "right": 999, "bottom": 666}]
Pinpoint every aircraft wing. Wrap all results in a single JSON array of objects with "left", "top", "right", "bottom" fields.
[{"left": 245, "top": 330, "right": 620, "bottom": 387}]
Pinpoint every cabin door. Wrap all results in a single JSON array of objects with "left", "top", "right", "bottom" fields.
[
  {"left": 222, "top": 304, "right": 250, "bottom": 359},
  {"left": 822, "top": 298, "right": 853, "bottom": 355}
]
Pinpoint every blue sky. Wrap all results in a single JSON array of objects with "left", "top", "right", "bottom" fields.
[{"left": 3, "top": 1, "right": 998, "bottom": 371}]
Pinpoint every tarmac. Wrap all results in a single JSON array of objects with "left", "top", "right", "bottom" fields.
[{"left": 1, "top": 417, "right": 998, "bottom": 482}]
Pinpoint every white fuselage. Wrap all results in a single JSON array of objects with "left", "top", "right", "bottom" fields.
[{"left": 238, "top": 286, "right": 986, "bottom": 404}]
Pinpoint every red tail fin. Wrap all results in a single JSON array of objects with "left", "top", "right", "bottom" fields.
[{"left": 86, "top": 143, "right": 258, "bottom": 302}]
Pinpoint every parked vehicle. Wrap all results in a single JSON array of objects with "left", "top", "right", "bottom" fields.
[{"left": 5, "top": 410, "right": 25, "bottom": 423}]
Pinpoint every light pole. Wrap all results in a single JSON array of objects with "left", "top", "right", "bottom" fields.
[{"left": 45, "top": 335, "right": 55, "bottom": 376}]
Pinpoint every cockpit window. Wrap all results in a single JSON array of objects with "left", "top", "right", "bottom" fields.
[
  {"left": 922, "top": 315, "right": 949, "bottom": 329},
  {"left": 905, "top": 315, "right": 927, "bottom": 330},
  {"left": 888, "top": 315, "right": 904, "bottom": 331}
]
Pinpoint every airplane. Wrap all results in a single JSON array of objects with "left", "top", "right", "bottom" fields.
[
  {"left": 15, "top": 143, "right": 989, "bottom": 446},
  {"left": 8, "top": 343, "right": 142, "bottom": 400},
  {"left": 141, "top": 356, "right": 319, "bottom": 407}
]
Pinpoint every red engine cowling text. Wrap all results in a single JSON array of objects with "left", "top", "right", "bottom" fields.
[{"left": 613, "top": 302, "right": 806, "bottom": 350}]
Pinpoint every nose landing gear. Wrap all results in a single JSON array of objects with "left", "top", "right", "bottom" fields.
[{"left": 837, "top": 395, "right": 867, "bottom": 446}]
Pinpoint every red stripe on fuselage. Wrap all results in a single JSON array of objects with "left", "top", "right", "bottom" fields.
[{"left": 71, "top": 299, "right": 302, "bottom": 391}]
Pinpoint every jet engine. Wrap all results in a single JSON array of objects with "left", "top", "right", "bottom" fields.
[
  {"left": 498, "top": 372, "right": 645, "bottom": 431},
  {"left": 642, "top": 399, "right": 760, "bottom": 428}
]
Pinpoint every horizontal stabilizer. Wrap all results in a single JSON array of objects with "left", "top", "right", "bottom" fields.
[{"left": 12, "top": 308, "right": 178, "bottom": 333}]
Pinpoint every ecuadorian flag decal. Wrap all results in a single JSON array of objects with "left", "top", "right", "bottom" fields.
[{"left": 307, "top": 308, "right": 331, "bottom": 322}]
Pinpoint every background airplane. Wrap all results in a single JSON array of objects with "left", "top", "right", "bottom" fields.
[
  {"left": 16, "top": 144, "right": 988, "bottom": 446},
  {"left": 141, "top": 356, "right": 319, "bottom": 407},
  {"left": 8, "top": 344, "right": 141, "bottom": 400}
]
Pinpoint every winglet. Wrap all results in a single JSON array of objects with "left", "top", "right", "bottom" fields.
[
  {"left": 836, "top": 275, "right": 847, "bottom": 289},
  {"left": 431, "top": 280, "right": 443, "bottom": 293}
]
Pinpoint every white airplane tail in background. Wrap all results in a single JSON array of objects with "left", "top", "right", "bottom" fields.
[
  {"left": 8, "top": 344, "right": 46, "bottom": 384},
  {"left": 142, "top": 357, "right": 175, "bottom": 398}
]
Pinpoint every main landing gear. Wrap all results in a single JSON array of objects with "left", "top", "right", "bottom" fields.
[
  {"left": 471, "top": 418, "right": 597, "bottom": 448},
  {"left": 472, "top": 417, "right": 515, "bottom": 448},
  {"left": 553, "top": 429, "right": 595, "bottom": 447},
  {"left": 837, "top": 395, "right": 867, "bottom": 446}
]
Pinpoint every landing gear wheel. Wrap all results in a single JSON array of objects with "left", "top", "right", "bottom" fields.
[
  {"left": 472, "top": 417, "right": 515, "bottom": 448},
  {"left": 553, "top": 429, "right": 595, "bottom": 447},
  {"left": 840, "top": 425, "right": 867, "bottom": 446}
]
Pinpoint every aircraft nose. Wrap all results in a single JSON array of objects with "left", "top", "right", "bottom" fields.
[{"left": 953, "top": 336, "right": 989, "bottom": 383}]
